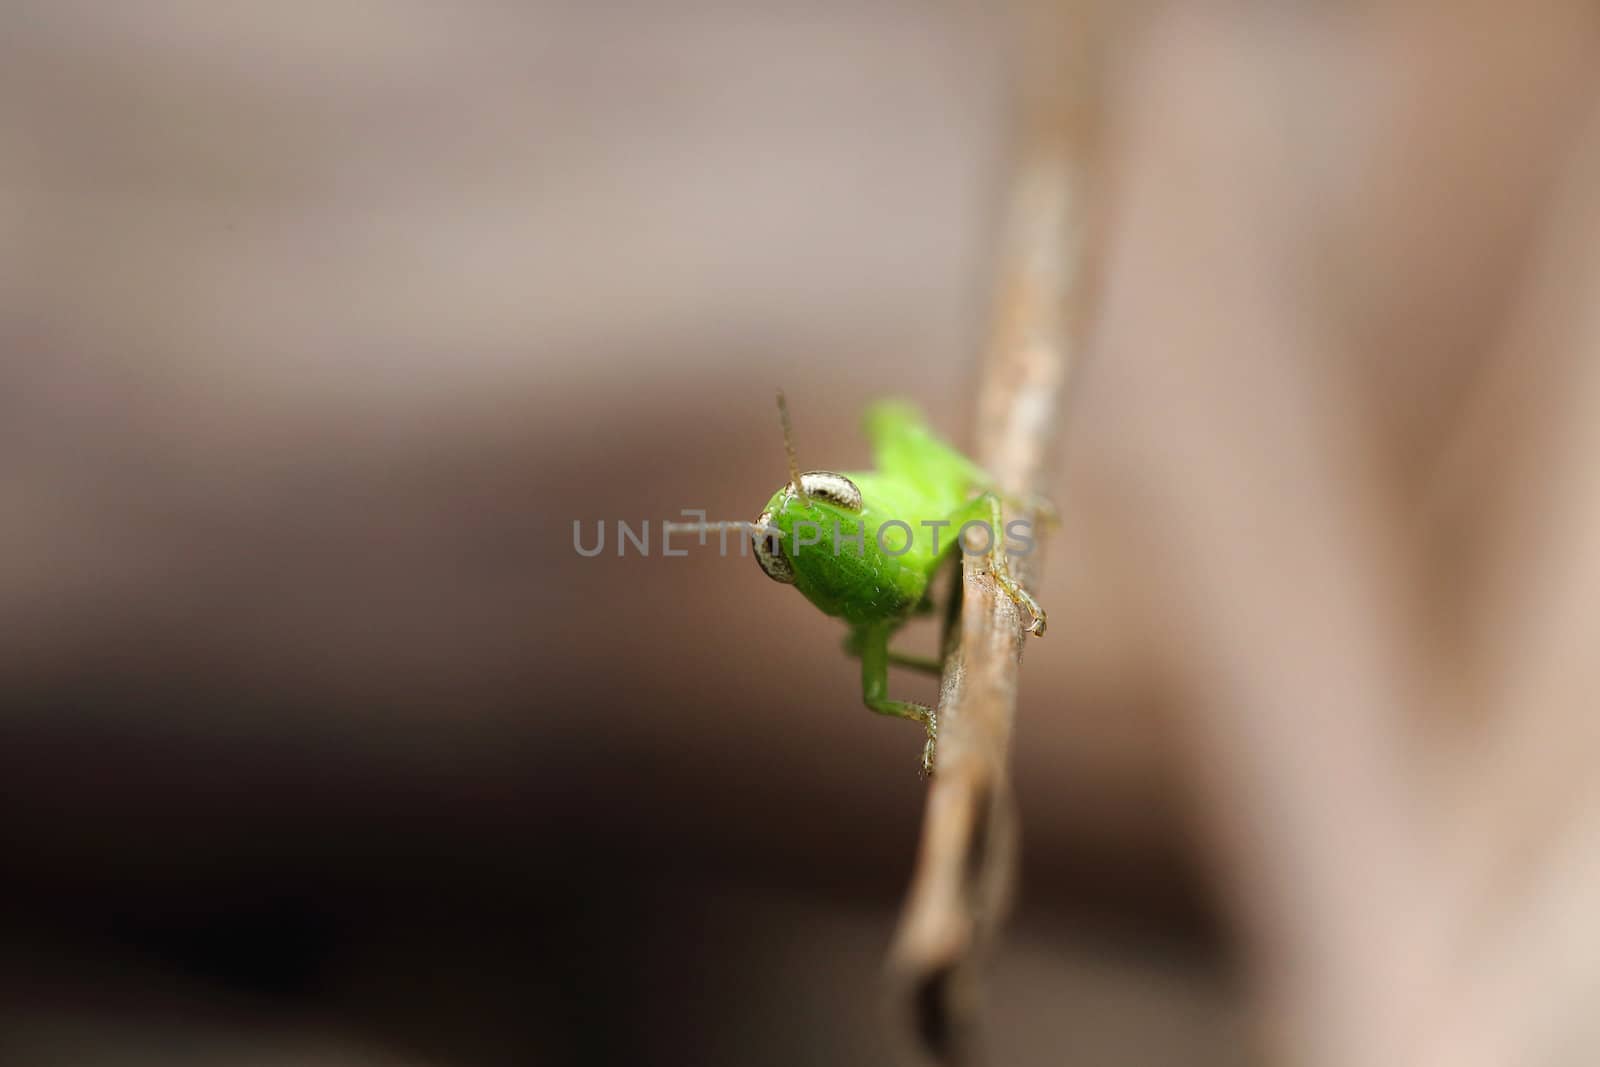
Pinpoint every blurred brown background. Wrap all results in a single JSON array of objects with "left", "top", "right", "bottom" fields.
[{"left": 6, "top": 2, "right": 1600, "bottom": 1065}]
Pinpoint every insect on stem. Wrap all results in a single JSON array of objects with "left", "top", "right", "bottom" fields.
[{"left": 776, "top": 389, "right": 808, "bottom": 504}]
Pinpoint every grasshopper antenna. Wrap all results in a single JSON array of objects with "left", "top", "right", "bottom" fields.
[
  {"left": 659, "top": 520, "right": 755, "bottom": 535},
  {"left": 776, "top": 389, "right": 808, "bottom": 503},
  {"left": 660, "top": 518, "right": 771, "bottom": 557}
]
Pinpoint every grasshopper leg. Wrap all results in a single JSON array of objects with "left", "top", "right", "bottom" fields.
[
  {"left": 841, "top": 628, "right": 944, "bottom": 676},
  {"left": 978, "top": 493, "right": 1047, "bottom": 637},
  {"left": 855, "top": 623, "right": 939, "bottom": 777},
  {"left": 841, "top": 552, "right": 964, "bottom": 674}
]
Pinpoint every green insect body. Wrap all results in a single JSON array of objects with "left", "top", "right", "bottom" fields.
[
  {"left": 754, "top": 402, "right": 987, "bottom": 620},
  {"left": 744, "top": 395, "right": 1047, "bottom": 776}
]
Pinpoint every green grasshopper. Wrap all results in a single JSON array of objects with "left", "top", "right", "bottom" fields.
[{"left": 674, "top": 394, "right": 1046, "bottom": 776}]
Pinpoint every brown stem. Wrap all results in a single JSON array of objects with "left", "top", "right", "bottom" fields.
[{"left": 886, "top": 112, "right": 1084, "bottom": 1063}]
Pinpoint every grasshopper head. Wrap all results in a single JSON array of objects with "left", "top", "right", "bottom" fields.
[
  {"left": 753, "top": 470, "right": 922, "bottom": 624},
  {"left": 752, "top": 391, "right": 860, "bottom": 586},
  {"left": 752, "top": 471, "right": 863, "bottom": 585},
  {"left": 753, "top": 390, "right": 922, "bottom": 622}
]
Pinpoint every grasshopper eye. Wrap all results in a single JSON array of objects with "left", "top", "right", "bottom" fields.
[
  {"left": 752, "top": 511, "right": 795, "bottom": 584},
  {"left": 798, "top": 471, "right": 863, "bottom": 512}
]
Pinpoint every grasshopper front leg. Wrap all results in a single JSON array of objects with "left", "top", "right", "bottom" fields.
[
  {"left": 853, "top": 623, "right": 939, "bottom": 777},
  {"left": 948, "top": 492, "right": 1048, "bottom": 636},
  {"left": 976, "top": 492, "right": 1047, "bottom": 636},
  {"left": 842, "top": 628, "right": 944, "bottom": 676}
]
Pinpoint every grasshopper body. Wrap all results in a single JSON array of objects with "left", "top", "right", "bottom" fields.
[{"left": 746, "top": 396, "right": 1046, "bottom": 775}]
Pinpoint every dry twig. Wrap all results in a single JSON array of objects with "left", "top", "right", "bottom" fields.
[{"left": 886, "top": 108, "right": 1084, "bottom": 1063}]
